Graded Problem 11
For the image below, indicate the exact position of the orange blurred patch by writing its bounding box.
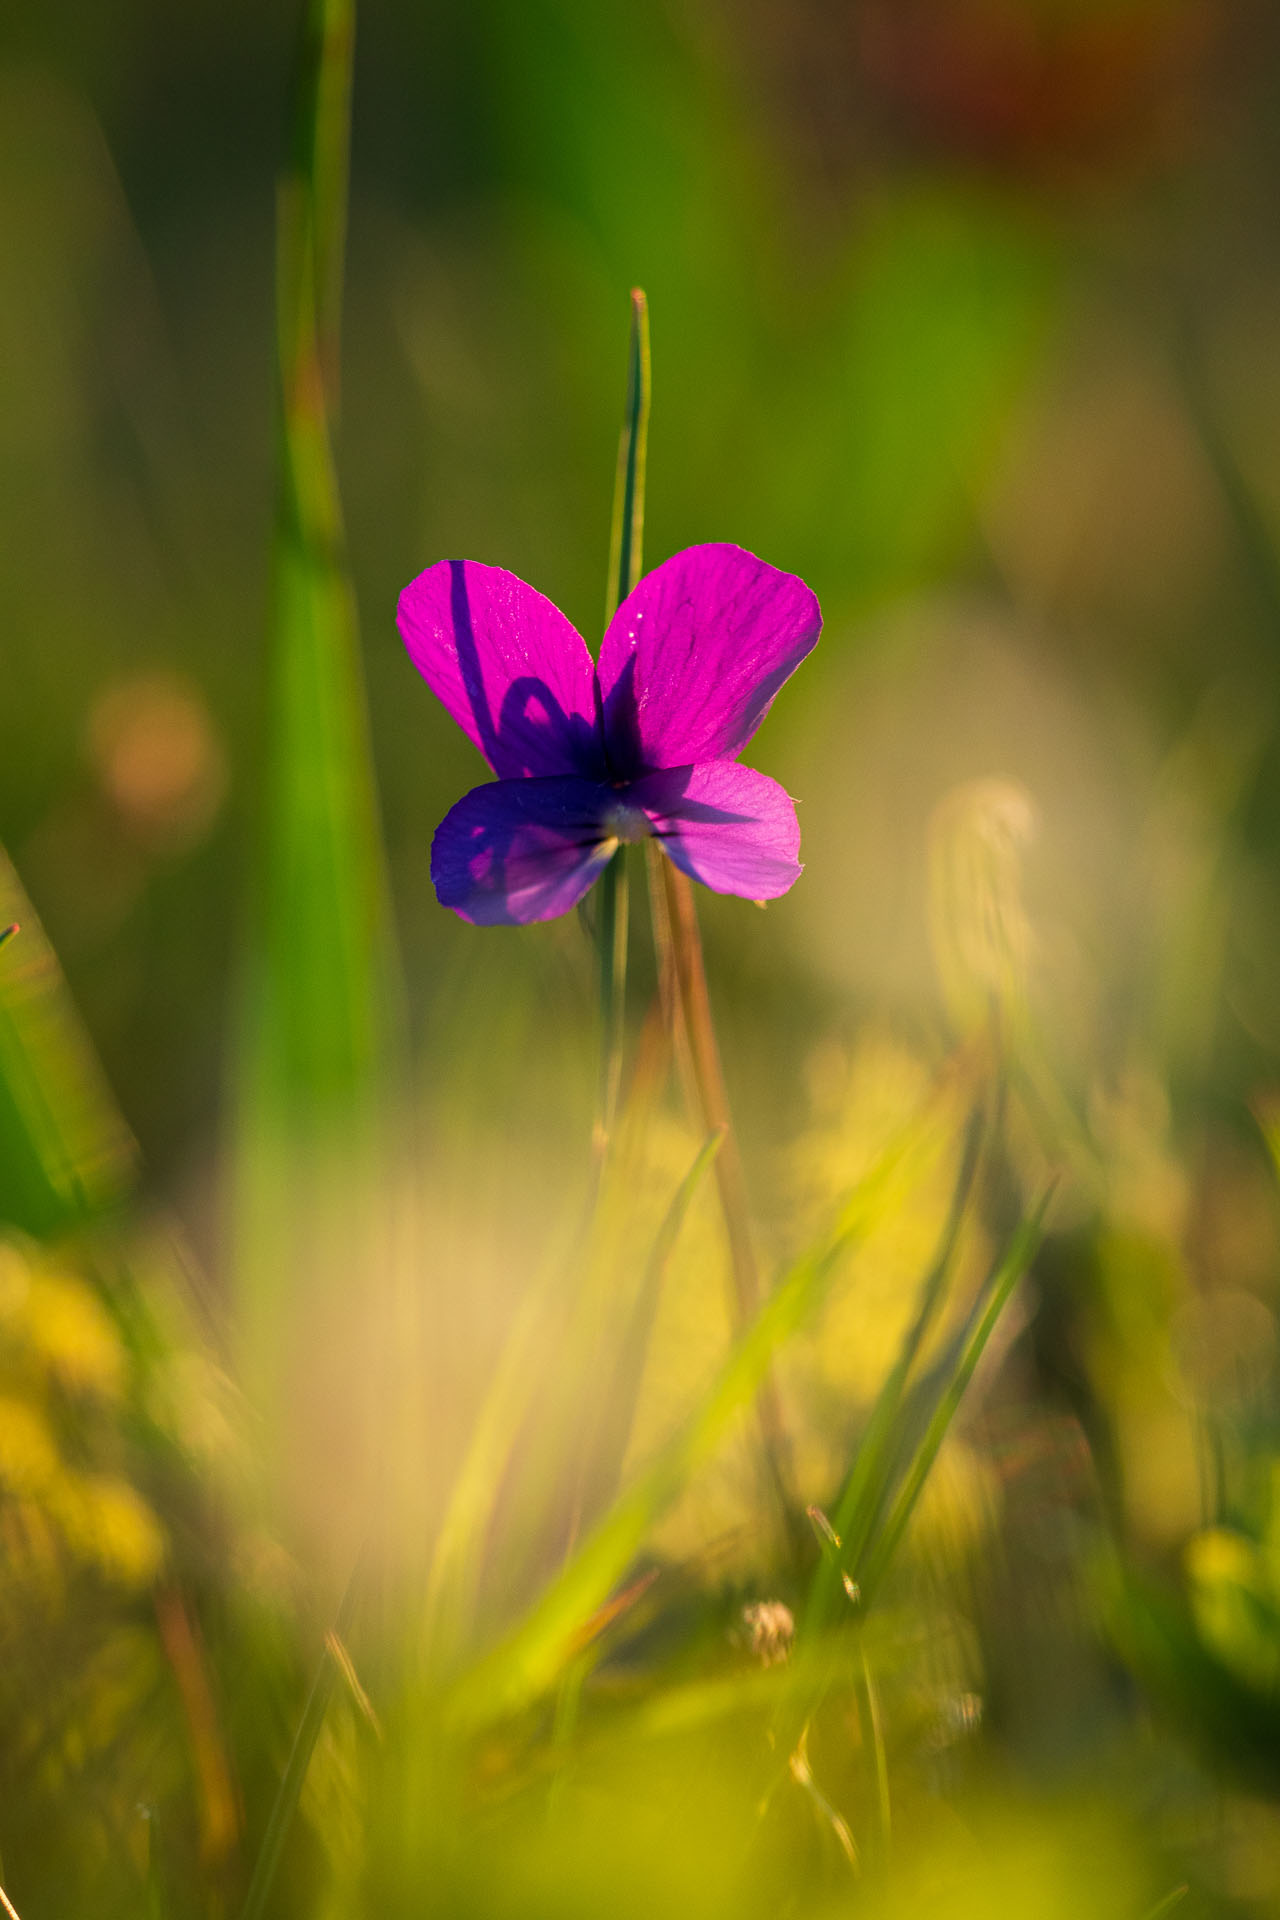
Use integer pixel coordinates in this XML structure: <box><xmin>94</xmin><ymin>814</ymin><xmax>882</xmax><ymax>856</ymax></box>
<box><xmin>87</xmin><ymin>674</ymin><xmax>227</xmax><ymax>850</ymax></box>
<box><xmin>856</xmin><ymin>0</ymin><xmax>1221</xmax><ymax>173</ymax></box>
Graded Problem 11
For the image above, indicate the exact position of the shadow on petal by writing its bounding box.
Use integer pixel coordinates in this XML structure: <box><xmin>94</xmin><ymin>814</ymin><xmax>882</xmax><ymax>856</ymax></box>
<box><xmin>633</xmin><ymin>761</ymin><xmax>804</xmax><ymax>901</ymax></box>
<box><xmin>431</xmin><ymin>776</ymin><xmax>617</xmax><ymax>925</ymax></box>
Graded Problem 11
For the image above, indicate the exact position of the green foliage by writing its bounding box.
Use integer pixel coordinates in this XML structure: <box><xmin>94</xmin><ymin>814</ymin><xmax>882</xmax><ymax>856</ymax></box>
<box><xmin>0</xmin><ymin>859</ymin><xmax>135</xmax><ymax>1237</ymax></box>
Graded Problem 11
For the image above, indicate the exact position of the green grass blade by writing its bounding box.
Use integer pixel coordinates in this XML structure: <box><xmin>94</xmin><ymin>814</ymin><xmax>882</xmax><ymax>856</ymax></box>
<box><xmin>281</xmin><ymin>0</ymin><xmax>353</xmax><ymax>394</ymax></box>
<box><xmin>604</xmin><ymin>288</ymin><xmax>650</xmax><ymax>624</ymax></box>
<box><xmin>574</xmin><ymin>1125</ymin><xmax>725</xmax><ymax>1526</ymax></box>
<box><xmin>591</xmin><ymin>292</ymin><xmax>650</xmax><ymax>1161</ymax></box>
<box><xmin>804</xmin><ymin>1105</ymin><xmax>985</xmax><ymax>1635</ymax></box>
<box><xmin>138</xmin><ymin>1807</ymin><xmax>168</xmax><ymax>1920</ymax></box>
<box><xmin>423</xmin><ymin>1128</ymin><xmax>722</xmax><ymax>1668</ymax></box>
<box><xmin>854</xmin><ymin>1189</ymin><xmax>1052</xmax><ymax>1611</ymax></box>
<box><xmin>240</xmin><ymin>1662</ymin><xmax>336</xmax><ymax>1920</ymax></box>
<box><xmin>421</xmin><ymin>1240</ymin><xmax>566</xmax><ymax>1665</ymax></box>
<box><xmin>234</xmin><ymin>0</ymin><xmax>401</xmax><ymax>1396</ymax></box>
<box><xmin>240</xmin><ymin>1569</ymin><xmax>363</xmax><ymax>1920</ymax></box>
<box><xmin>0</xmin><ymin>849</ymin><xmax>136</xmax><ymax>1237</ymax></box>
<box><xmin>1141</xmin><ymin>1890</ymin><xmax>1190</xmax><ymax>1920</ymax></box>
<box><xmin>233</xmin><ymin>0</ymin><xmax>394</xmax><ymax>1891</ymax></box>
<box><xmin>447</xmin><ymin>1101</ymin><xmax>941</xmax><ymax>1730</ymax></box>
<box><xmin>1173</xmin><ymin>320</ymin><xmax>1280</xmax><ymax>642</ymax></box>
<box><xmin>262</xmin><ymin>0</ymin><xmax>393</xmax><ymax>1121</ymax></box>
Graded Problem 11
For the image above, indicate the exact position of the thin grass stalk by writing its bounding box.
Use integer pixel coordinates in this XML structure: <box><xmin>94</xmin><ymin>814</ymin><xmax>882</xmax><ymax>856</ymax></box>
<box><xmin>856</xmin><ymin>1643</ymin><xmax>891</xmax><ymax>1863</ymax></box>
<box><xmin>805</xmin><ymin>1101</ymin><xmax>987</xmax><ymax>1636</ymax></box>
<box><xmin>644</xmin><ymin>839</ymin><xmax>697</xmax><ymax>1111</ymax></box>
<box><xmin>592</xmin><ymin>849</ymin><xmax>630</xmax><ymax>1164</ymax></box>
<box><xmin>778</xmin><ymin>1183</ymin><xmax>1049</xmax><ymax>1782</ymax></box>
<box><xmin>654</xmin><ymin>850</ymin><xmax>795</xmax><ymax>1520</ymax></box>
<box><xmin>153</xmin><ymin>1586</ymin><xmax>241</xmax><ymax>1871</ymax></box>
<box><xmin>654</xmin><ymin>856</ymin><xmax>757</xmax><ymax>1311</ymax></box>
<box><xmin>853</xmin><ymin>1189</ymin><xmax>1052</xmax><ymax>1611</ymax></box>
<box><xmin>239</xmin><ymin>1561</ymin><xmax>364</xmax><ymax>1920</ymax></box>
<box><xmin>605</xmin><ymin>289</ymin><xmax>651</xmax><ymax>625</ymax></box>
<box><xmin>277</xmin><ymin>0</ymin><xmax>352</xmax><ymax>400</ymax></box>
<box><xmin>589</xmin><ymin>290</ymin><xmax>649</xmax><ymax>1168</ymax></box>
<box><xmin>1173</xmin><ymin>318</ymin><xmax>1280</xmax><ymax>640</ymax></box>
<box><xmin>570</xmin><ymin>1126</ymin><xmax>725</xmax><ymax>1533</ymax></box>
<box><xmin>422</xmin><ymin>1039</ymin><xmax>669</xmax><ymax>1665</ymax></box>
<box><xmin>546</xmin><ymin>1650</ymin><xmax>591</xmax><ymax>1823</ymax></box>
<box><xmin>421</xmin><ymin>1235</ymin><xmax>572</xmax><ymax>1664</ymax></box>
<box><xmin>140</xmin><ymin>1808</ymin><xmax>168</xmax><ymax>1920</ymax></box>
<box><xmin>1141</xmin><ymin>1889</ymin><xmax>1190</xmax><ymax>1920</ymax></box>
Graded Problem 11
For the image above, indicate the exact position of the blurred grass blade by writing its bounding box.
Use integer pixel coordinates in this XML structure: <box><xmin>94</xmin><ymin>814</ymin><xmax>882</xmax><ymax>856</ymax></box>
<box><xmin>854</xmin><ymin>1189</ymin><xmax>1052</xmax><ymax>1611</ymax></box>
<box><xmin>424</xmin><ymin>1127</ymin><xmax>722</xmax><ymax>1666</ymax></box>
<box><xmin>240</xmin><ymin>1567</ymin><xmax>363</xmax><ymax>1920</ymax></box>
<box><xmin>138</xmin><ymin>1807</ymin><xmax>168</xmax><ymax>1920</ymax></box>
<box><xmin>805</xmin><ymin>1104</ymin><xmax>985</xmax><ymax>1635</ymax></box>
<box><xmin>1142</xmin><ymin>1890</ymin><xmax>1189</xmax><ymax>1920</ymax></box>
<box><xmin>233</xmin><ymin>0</ymin><xmax>397</xmax><ymax>1888</ymax></box>
<box><xmin>856</xmin><ymin>1643</ymin><xmax>891</xmax><ymax>1860</ymax></box>
<box><xmin>653</xmin><ymin>833</ymin><xmax>793</xmax><ymax>1528</ymax></box>
<box><xmin>1253</xmin><ymin>1092</ymin><xmax>1280</xmax><ymax>1187</ymax></box>
<box><xmin>153</xmin><ymin>1587</ymin><xmax>241</xmax><ymax>1871</ymax></box>
<box><xmin>448</xmin><ymin>1091</ymin><xmax>949</xmax><ymax>1729</ymax></box>
<box><xmin>0</xmin><ymin>848</ymin><xmax>136</xmax><ymax>1236</ymax></box>
<box><xmin>575</xmin><ymin>1126</ymin><xmax>725</xmax><ymax>1527</ymax></box>
<box><xmin>1173</xmin><ymin>317</ymin><xmax>1280</xmax><ymax>640</ymax></box>
<box><xmin>280</xmin><ymin>0</ymin><xmax>352</xmax><ymax>401</ymax></box>
<box><xmin>421</xmin><ymin>1243</ymin><xmax>563</xmax><ymax>1664</ymax></box>
<box><xmin>1104</xmin><ymin>1559</ymin><xmax>1280</xmax><ymax>1796</ymax></box>
<box><xmin>258</xmin><ymin>0</ymin><xmax>394</xmax><ymax>1128</ymax></box>
<box><xmin>234</xmin><ymin>0</ymin><xmax>401</xmax><ymax>1421</ymax></box>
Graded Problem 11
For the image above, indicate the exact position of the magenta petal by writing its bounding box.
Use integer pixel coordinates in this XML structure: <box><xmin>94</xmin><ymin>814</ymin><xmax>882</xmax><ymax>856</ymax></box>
<box><xmin>431</xmin><ymin>776</ymin><xmax>617</xmax><ymax>924</ymax></box>
<box><xmin>399</xmin><ymin>560</ymin><xmax>605</xmax><ymax>779</ymax></box>
<box><xmin>633</xmin><ymin>760</ymin><xmax>803</xmax><ymax>900</ymax></box>
<box><xmin>597</xmin><ymin>543</ymin><xmax>821</xmax><ymax>773</ymax></box>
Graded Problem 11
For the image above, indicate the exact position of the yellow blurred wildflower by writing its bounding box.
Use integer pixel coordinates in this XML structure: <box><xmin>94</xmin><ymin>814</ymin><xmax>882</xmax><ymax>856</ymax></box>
<box><xmin>27</xmin><ymin>1270</ymin><xmax>125</xmax><ymax>1399</ymax></box>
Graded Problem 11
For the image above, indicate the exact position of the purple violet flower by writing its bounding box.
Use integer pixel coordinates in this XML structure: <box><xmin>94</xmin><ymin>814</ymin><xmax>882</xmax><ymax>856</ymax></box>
<box><xmin>398</xmin><ymin>543</ymin><xmax>822</xmax><ymax>925</ymax></box>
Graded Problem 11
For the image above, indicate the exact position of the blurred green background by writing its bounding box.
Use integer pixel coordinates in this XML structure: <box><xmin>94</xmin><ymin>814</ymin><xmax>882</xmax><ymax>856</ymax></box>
<box><xmin>8</xmin><ymin>0</ymin><xmax>1280</xmax><ymax>1914</ymax></box>
<box><xmin>8</xmin><ymin>0</ymin><xmax>1280</xmax><ymax>1183</ymax></box>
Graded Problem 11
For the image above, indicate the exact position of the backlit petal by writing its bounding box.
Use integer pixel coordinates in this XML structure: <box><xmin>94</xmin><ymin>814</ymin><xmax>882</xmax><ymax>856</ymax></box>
<box><xmin>597</xmin><ymin>544</ymin><xmax>820</xmax><ymax>774</ymax></box>
<box><xmin>399</xmin><ymin>560</ymin><xmax>605</xmax><ymax>779</ymax></box>
<box><xmin>633</xmin><ymin>760</ymin><xmax>803</xmax><ymax>900</ymax></box>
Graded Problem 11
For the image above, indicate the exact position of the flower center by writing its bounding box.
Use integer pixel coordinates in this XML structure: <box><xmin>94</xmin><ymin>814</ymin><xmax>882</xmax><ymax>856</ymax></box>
<box><xmin>601</xmin><ymin>797</ymin><xmax>650</xmax><ymax>845</ymax></box>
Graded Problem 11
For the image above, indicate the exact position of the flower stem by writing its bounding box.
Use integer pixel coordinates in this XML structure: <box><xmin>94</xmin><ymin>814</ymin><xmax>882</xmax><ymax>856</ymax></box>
<box><xmin>592</xmin><ymin>847</ymin><xmax>630</xmax><ymax>1162</ymax></box>
<box><xmin>603</xmin><ymin>290</ymin><xmax>790</xmax><ymax>1516</ymax></box>
<box><xmin>651</xmin><ymin>847</ymin><xmax>794</xmax><ymax>1520</ymax></box>
<box><xmin>591</xmin><ymin>289</ymin><xmax>649</xmax><ymax>1162</ymax></box>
